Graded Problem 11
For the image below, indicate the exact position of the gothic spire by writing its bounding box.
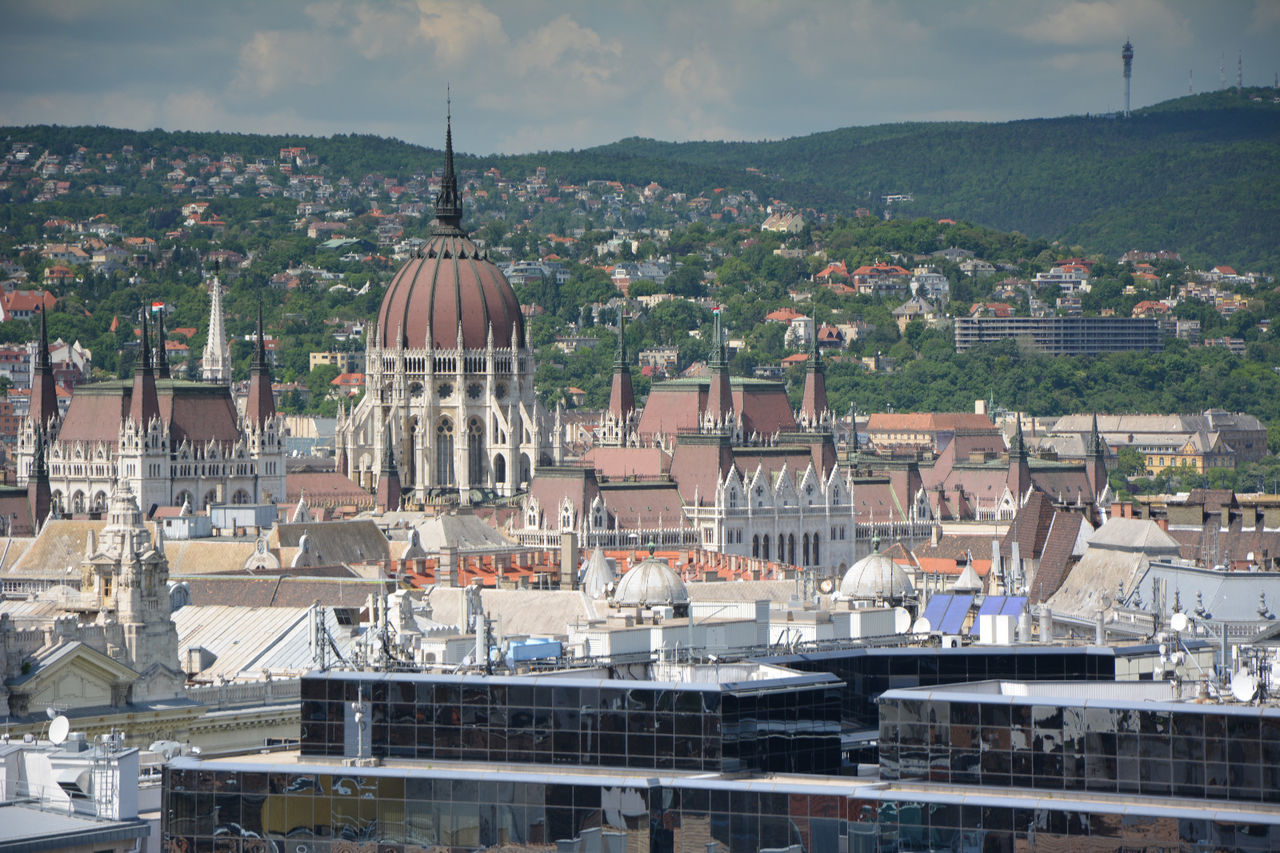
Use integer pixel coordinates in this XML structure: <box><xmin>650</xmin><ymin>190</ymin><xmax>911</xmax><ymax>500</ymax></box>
<box><xmin>431</xmin><ymin>91</ymin><xmax>464</xmax><ymax>235</ymax></box>
<box><xmin>705</xmin><ymin>307</ymin><xmax>733</xmax><ymax>424</ymax></box>
<box><xmin>800</xmin><ymin>331</ymin><xmax>828</xmax><ymax>423</ymax></box>
<box><xmin>605</xmin><ymin>303</ymin><xmax>635</xmax><ymax>443</ymax></box>
<box><xmin>614</xmin><ymin>302</ymin><xmax>627</xmax><ymax>367</ymax></box>
<box><xmin>29</xmin><ymin>306</ymin><xmax>58</xmax><ymax>431</ymax></box>
<box><xmin>202</xmin><ymin>266</ymin><xmax>231</xmax><ymax>383</ymax></box>
<box><xmin>154</xmin><ymin>307</ymin><xmax>171</xmax><ymax>379</ymax></box>
<box><xmin>245</xmin><ymin>301</ymin><xmax>276</xmax><ymax>427</ymax></box>
<box><xmin>129</xmin><ymin>309</ymin><xmax>160</xmax><ymax>426</ymax></box>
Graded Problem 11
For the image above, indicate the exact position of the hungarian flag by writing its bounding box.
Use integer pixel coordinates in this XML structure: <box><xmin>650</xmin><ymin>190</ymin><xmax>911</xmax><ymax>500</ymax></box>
<box><xmin>150</xmin><ymin>301</ymin><xmax>164</xmax><ymax>313</ymax></box>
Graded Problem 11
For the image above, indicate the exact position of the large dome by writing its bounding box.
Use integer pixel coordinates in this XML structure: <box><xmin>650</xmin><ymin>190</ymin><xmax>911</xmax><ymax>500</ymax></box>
<box><xmin>376</xmin><ymin>233</ymin><xmax>524</xmax><ymax>351</ymax></box>
<box><xmin>374</xmin><ymin>115</ymin><xmax>524</xmax><ymax>352</ymax></box>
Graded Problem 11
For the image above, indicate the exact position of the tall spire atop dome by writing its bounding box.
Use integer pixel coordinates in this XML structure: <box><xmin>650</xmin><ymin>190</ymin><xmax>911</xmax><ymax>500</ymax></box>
<box><xmin>431</xmin><ymin>89</ymin><xmax>464</xmax><ymax>236</ymax></box>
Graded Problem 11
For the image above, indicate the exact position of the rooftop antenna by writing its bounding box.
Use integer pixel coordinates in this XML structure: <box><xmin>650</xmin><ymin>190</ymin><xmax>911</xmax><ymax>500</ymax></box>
<box><xmin>1219</xmin><ymin>53</ymin><xmax>1225</xmax><ymax>90</ymax></box>
<box><xmin>1237</xmin><ymin>52</ymin><xmax>1243</xmax><ymax>93</ymax></box>
<box><xmin>1188</xmin><ymin>69</ymin><xmax>1193</xmax><ymax>95</ymax></box>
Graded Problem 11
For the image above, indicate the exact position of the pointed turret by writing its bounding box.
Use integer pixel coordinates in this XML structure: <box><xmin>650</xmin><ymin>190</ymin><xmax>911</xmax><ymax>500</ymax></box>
<box><xmin>1085</xmin><ymin>412</ymin><xmax>1108</xmax><ymax>497</ymax></box>
<box><xmin>28</xmin><ymin>306</ymin><xmax>58</xmax><ymax>433</ymax></box>
<box><xmin>799</xmin><ymin>335</ymin><xmax>828</xmax><ymax>424</ymax></box>
<box><xmin>604</xmin><ymin>304</ymin><xmax>635</xmax><ymax>446</ymax></box>
<box><xmin>1006</xmin><ymin>414</ymin><xmax>1032</xmax><ymax>499</ymax></box>
<box><xmin>375</xmin><ymin>424</ymin><xmax>401</xmax><ymax>513</ymax></box>
<box><xmin>202</xmin><ymin>267</ymin><xmax>231</xmax><ymax>382</ymax></box>
<box><xmin>431</xmin><ymin>95</ymin><xmax>464</xmax><ymax>236</ymax></box>
<box><xmin>245</xmin><ymin>303</ymin><xmax>276</xmax><ymax>428</ymax></box>
<box><xmin>26</xmin><ymin>434</ymin><xmax>51</xmax><ymax>530</ymax></box>
<box><xmin>129</xmin><ymin>311</ymin><xmax>160</xmax><ymax>427</ymax></box>
<box><xmin>705</xmin><ymin>308</ymin><xmax>733</xmax><ymax>425</ymax></box>
<box><xmin>153</xmin><ymin>308</ymin><xmax>171</xmax><ymax>379</ymax></box>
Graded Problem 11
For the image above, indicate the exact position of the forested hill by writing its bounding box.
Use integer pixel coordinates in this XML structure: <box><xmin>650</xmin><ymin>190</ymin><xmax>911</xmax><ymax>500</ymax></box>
<box><xmin>5</xmin><ymin>89</ymin><xmax>1278</xmax><ymax>268</ymax></box>
<box><xmin>587</xmin><ymin>89</ymin><xmax>1280</xmax><ymax>270</ymax></box>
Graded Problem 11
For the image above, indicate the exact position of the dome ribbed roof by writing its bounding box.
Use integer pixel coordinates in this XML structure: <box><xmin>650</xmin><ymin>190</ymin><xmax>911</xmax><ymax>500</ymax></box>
<box><xmin>376</xmin><ymin>235</ymin><xmax>523</xmax><ymax>351</ymax></box>
<box><xmin>839</xmin><ymin>548</ymin><xmax>914</xmax><ymax>603</ymax></box>
<box><xmin>612</xmin><ymin>552</ymin><xmax>689</xmax><ymax>608</ymax></box>
<box><xmin>374</xmin><ymin>113</ymin><xmax>524</xmax><ymax>352</ymax></box>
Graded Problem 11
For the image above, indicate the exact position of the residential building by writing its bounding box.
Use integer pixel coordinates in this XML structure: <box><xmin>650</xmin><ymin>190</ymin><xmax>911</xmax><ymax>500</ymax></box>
<box><xmin>954</xmin><ymin>316</ymin><xmax>1164</xmax><ymax>355</ymax></box>
<box><xmin>1049</xmin><ymin>411</ymin><xmax>1267</xmax><ymax>473</ymax></box>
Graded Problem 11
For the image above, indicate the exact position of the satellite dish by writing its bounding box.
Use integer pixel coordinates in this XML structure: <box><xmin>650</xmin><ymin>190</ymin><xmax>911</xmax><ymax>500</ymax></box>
<box><xmin>1231</xmin><ymin>670</ymin><xmax>1259</xmax><ymax>703</ymax></box>
<box><xmin>48</xmin><ymin>714</ymin><xmax>69</xmax><ymax>746</ymax></box>
<box><xmin>911</xmin><ymin>617</ymin><xmax>932</xmax><ymax>634</ymax></box>
<box><xmin>893</xmin><ymin>607</ymin><xmax>912</xmax><ymax>634</ymax></box>
<box><xmin>818</xmin><ymin>578</ymin><xmax>835</xmax><ymax>595</ymax></box>
<box><xmin>1170</xmin><ymin>612</ymin><xmax>1190</xmax><ymax>633</ymax></box>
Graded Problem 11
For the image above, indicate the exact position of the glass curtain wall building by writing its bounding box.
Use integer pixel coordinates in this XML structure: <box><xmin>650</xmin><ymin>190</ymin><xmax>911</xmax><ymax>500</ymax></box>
<box><xmin>299</xmin><ymin>668</ymin><xmax>844</xmax><ymax>775</ymax></box>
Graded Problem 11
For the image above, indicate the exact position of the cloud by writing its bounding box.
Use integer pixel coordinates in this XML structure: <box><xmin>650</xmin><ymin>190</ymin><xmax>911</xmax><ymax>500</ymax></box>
<box><xmin>662</xmin><ymin>48</ymin><xmax>731</xmax><ymax>105</ymax></box>
<box><xmin>412</xmin><ymin>0</ymin><xmax>508</xmax><ymax>66</ymax></box>
<box><xmin>510</xmin><ymin>14</ymin><xmax>623</xmax><ymax>98</ymax></box>
<box><xmin>1014</xmin><ymin>0</ymin><xmax>1190</xmax><ymax>47</ymax></box>
<box><xmin>234</xmin><ymin>30</ymin><xmax>336</xmax><ymax>96</ymax></box>
<box><xmin>1250</xmin><ymin>0</ymin><xmax>1280</xmax><ymax>33</ymax></box>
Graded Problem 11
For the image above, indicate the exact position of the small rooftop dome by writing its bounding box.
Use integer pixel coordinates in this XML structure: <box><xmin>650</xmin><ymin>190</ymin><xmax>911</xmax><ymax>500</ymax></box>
<box><xmin>839</xmin><ymin>539</ymin><xmax>915</xmax><ymax>603</ymax></box>
<box><xmin>612</xmin><ymin>544</ymin><xmax>689</xmax><ymax>610</ymax></box>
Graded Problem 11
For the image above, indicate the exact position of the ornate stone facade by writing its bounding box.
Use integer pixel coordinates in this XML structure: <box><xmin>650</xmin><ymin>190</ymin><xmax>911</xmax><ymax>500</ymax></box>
<box><xmin>337</xmin><ymin>117</ymin><xmax>545</xmax><ymax>504</ymax></box>
<box><xmin>16</xmin><ymin>303</ymin><xmax>286</xmax><ymax>514</ymax></box>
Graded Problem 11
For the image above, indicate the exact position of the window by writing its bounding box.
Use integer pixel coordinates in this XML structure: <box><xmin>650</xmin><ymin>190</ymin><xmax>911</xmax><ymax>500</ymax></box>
<box><xmin>435</xmin><ymin>419</ymin><xmax>455</xmax><ymax>487</ymax></box>
<box><xmin>467</xmin><ymin>417</ymin><xmax>485</xmax><ymax>485</ymax></box>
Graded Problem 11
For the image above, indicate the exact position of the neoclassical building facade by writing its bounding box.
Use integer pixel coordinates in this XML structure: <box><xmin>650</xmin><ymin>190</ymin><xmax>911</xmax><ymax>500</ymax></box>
<box><xmin>336</xmin><ymin>119</ymin><xmax>545</xmax><ymax>504</ymax></box>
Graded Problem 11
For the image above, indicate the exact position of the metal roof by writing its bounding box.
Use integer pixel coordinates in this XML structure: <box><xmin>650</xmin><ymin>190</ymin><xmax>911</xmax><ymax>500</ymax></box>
<box><xmin>173</xmin><ymin>604</ymin><xmax>358</xmax><ymax>680</ymax></box>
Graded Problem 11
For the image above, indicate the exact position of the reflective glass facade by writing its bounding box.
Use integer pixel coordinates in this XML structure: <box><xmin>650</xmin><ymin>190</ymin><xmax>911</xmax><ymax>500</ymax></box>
<box><xmin>766</xmin><ymin>646</ymin><xmax>1115</xmax><ymax>730</ymax></box>
<box><xmin>878</xmin><ymin>685</ymin><xmax>1280</xmax><ymax>805</ymax></box>
<box><xmin>163</xmin><ymin>762</ymin><xmax>1280</xmax><ymax>853</ymax></box>
<box><xmin>300</xmin><ymin>670</ymin><xmax>844</xmax><ymax>775</ymax></box>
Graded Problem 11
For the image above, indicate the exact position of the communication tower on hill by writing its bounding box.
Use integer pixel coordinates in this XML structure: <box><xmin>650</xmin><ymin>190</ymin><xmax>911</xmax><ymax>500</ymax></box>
<box><xmin>1122</xmin><ymin>39</ymin><xmax>1134</xmax><ymax>117</ymax></box>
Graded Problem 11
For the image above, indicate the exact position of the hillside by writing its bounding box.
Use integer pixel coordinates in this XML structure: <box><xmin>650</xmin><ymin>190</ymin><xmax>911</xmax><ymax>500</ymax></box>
<box><xmin>586</xmin><ymin>90</ymin><xmax>1280</xmax><ymax>270</ymax></box>
<box><xmin>3</xmin><ymin>89</ymin><xmax>1278</xmax><ymax>269</ymax></box>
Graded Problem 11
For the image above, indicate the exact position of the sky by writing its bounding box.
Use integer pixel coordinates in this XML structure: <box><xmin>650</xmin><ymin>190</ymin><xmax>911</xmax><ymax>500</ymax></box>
<box><xmin>1</xmin><ymin>0</ymin><xmax>1277</xmax><ymax>156</ymax></box>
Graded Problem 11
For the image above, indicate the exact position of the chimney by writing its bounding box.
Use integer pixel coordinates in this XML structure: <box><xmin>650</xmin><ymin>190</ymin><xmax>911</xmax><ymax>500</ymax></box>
<box><xmin>559</xmin><ymin>531</ymin><xmax>578</xmax><ymax>590</ymax></box>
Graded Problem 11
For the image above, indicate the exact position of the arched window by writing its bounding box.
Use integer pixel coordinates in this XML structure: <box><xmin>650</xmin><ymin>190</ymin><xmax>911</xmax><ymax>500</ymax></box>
<box><xmin>435</xmin><ymin>419</ymin><xmax>455</xmax><ymax>487</ymax></box>
<box><xmin>762</xmin><ymin>534</ymin><xmax>770</xmax><ymax>561</ymax></box>
<box><xmin>494</xmin><ymin>453</ymin><xmax>506</xmax><ymax>484</ymax></box>
<box><xmin>803</xmin><ymin>533</ymin><xmax>810</xmax><ymax>566</ymax></box>
<box><xmin>788</xmin><ymin>533</ymin><xmax>796</xmax><ymax>565</ymax></box>
<box><xmin>467</xmin><ymin>418</ymin><xmax>485</xmax><ymax>486</ymax></box>
<box><xmin>752</xmin><ymin>535</ymin><xmax>759</xmax><ymax>558</ymax></box>
<box><xmin>232</xmin><ymin>489</ymin><xmax>251</xmax><ymax>504</ymax></box>
<box><xmin>203</xmin><ymin>490</ymin><xmax>218</xmax><ymax>510</ymax></box>
<box><xmin>813</xmin><ymin>533</ymin><xmax>820</xmax><ymax>565</ymax></box>
<box><xmin>72</xmin><ymin>491</ymin><xmax>85</xmax><ymax>514</ymax></box>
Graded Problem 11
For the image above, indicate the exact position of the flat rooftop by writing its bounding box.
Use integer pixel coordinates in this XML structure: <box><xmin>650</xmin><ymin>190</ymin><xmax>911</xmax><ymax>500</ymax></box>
<box><xmin>881</xmin><ymin>679</ymin><xmax>1280</xmax><ymax>716</ymax></box>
